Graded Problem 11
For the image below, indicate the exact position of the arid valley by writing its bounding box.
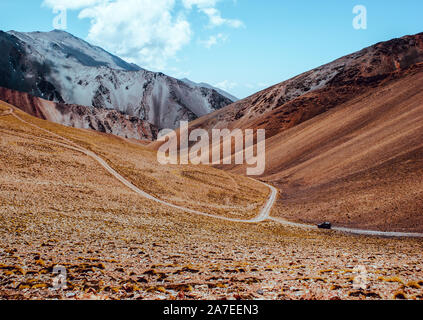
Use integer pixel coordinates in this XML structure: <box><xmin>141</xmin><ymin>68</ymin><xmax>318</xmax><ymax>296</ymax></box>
<box><xmin>0</xmin><ymin>9</ymin><xmax>423</xmax><ymax>301</ymax></box>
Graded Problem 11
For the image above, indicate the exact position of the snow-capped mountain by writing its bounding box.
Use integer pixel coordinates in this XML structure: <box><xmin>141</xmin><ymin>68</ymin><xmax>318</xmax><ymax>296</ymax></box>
<box><xmin>8</xmin><ymin>30</ymin><xmax>143</xmax><ymax>72</ymax></box>
<box><xmin>180</xmin><ymin>78</ymin><xmax>238</xmax><ymax>102</ymax></box>
<box><xmin>0</xmin><ymin>30</ymin><xmax>234</xmax><ymax>130</ymax></box>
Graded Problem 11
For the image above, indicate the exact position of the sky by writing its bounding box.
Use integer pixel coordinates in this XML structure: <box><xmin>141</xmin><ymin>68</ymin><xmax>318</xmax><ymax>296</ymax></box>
<box><xmin>0</xmin><ymin>0</ymin><xmax>422</xmax><ymax>99</ymax></box>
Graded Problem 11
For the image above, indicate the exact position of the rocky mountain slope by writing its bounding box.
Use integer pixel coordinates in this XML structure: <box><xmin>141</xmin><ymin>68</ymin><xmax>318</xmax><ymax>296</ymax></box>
<box><xmin>190</xmin><ymin>32</ymin><xmax>423</xmax><ymax>138</ymax></box>
<box><xmin>0</xmin><ymin>87</ymin><xmax>157</xmax><ymax>140</ymax></box>
<box><xmin>0</xmin><ymin>30</ymin><xmax>233</xmax><ymax>130</ymax></box>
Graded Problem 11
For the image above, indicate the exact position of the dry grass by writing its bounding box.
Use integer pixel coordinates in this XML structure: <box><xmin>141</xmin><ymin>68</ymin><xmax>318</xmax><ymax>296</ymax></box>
<box><xmin>0</xmin><ymin>102</ymin><xmax>268</xmax><ymax>219</ymax></box>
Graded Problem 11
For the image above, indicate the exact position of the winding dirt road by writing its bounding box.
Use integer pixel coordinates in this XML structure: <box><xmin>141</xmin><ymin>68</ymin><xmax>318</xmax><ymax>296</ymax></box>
<box><xmin>2</xmin><ymin>106</ymin><xmax>276</xmax><ymax>224</ymax></box>
<box><xmin>1</xmin><ymin>105</ymin><xmax>422</xmax><ymax>238</ymax></box>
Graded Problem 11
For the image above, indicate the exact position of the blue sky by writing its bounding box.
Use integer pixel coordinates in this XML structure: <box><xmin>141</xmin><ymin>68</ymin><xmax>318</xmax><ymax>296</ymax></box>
<box><xmin>0</xmin><ymin>0</ymin><xmax>422</xmax><ymax>98</ymax></box>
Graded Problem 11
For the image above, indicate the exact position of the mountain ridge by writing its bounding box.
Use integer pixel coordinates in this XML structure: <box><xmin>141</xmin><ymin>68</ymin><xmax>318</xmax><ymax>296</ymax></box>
<box><xmin>189</xmin><ymin>32</ymin><xmax>423</xmax><ymax>138</ymax></box>
<box><xmin>7</xmin><ymin>29</ymin><xmax>143</xmax><ymax>72</ymax></box>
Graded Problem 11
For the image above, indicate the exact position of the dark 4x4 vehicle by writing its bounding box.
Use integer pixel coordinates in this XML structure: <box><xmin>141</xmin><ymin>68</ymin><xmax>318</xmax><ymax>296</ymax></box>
<box><xmin>318</xmin><ymin>222</ymin><xmax>332</xmax><ymax>230</ymax></box>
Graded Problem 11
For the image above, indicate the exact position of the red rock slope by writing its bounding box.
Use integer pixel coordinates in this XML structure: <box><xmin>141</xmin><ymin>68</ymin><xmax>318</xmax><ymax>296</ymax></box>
<box><xmin>0</xmin><ymin>87</ymin><xmax>157</xmax><ymax>140</ymax></box>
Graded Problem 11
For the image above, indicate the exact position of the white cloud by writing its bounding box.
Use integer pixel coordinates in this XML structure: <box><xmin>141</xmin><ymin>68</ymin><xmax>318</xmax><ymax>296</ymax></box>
<box><xmin>42</xmin><ymin>0</ymin><xmax>104</xmax><ymax>10</ymax></box>
<box><xmin>200</xmin><ymin>7</ymin><xmax>244</xmax><ymax>28</ymax></box>
<box><xmin>214</xmin><ymin>80</ymin><xmax>237</xmax><ymax>91</ymax></box>
<box><xmin>43</xmin><ymin>0</ymin><xmax>243</xmax><ymax>70</ymax></box>
<box><xmin>182</xmin><ymin>0</ymin><xmax>218</xmax><ymax>9</ymax></box>
<box><xmin>182</xmin><ymin>0</ymin><xmax>244</xmax><ymax>28</ymax></box>
<box><xmin>77</xmin><ymin>0</ymin><xmax>191</xmax><ymax>70</ymax></box>
<box><xmin>168</xmin><ymin>67</ymin><xmax>191</xmax><ymax>79</ymax></box>
<box><xmin>200</xmin><ymin>33</ymin><xmax>227</xmax><ymax>48</ymax></box>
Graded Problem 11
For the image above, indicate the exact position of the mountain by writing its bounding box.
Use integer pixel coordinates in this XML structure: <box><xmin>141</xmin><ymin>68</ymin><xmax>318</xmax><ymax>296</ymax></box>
<box><xmin>0</xmin><ymin>30</ymin><xmax>234</xmax><ymax>130</ymax></box>
<box><xmin>158</xmin><ymin>32</ymin><xmax>423</xmax><ymax>232</ymax></box>
<box><xmin>180</xmin><ymin>78</ymin><xmax>239</xmax><ymax>102</ymax></box>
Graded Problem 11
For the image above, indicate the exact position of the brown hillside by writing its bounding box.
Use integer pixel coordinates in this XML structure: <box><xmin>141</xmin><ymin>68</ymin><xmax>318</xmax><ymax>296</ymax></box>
<box><xmin>227</xmin><ymin>65</ymin><xmax>423</xmax><ymax>232</ymax></box>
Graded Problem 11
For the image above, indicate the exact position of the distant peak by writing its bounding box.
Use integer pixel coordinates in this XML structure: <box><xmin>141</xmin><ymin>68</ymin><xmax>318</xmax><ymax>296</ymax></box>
<box><xmin>50</xmin><ymin>29</ymin><xmax>74</xmax><ymax>38</ymax></box>
<box><xmin>8</xmin><ymin>29</ymin><xmax>73</xmax><ymax>38</ymax></box>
